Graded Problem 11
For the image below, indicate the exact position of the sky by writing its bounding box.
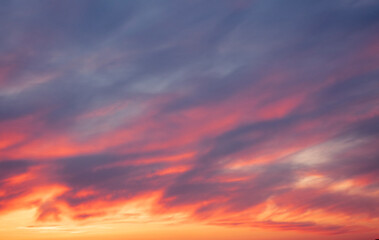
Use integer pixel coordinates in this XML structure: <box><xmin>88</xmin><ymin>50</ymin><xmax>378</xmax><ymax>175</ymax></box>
<box><xmin>0</xmin><ymin>0</ymin><xmax>379</xmax><ymax>239</ymax></box>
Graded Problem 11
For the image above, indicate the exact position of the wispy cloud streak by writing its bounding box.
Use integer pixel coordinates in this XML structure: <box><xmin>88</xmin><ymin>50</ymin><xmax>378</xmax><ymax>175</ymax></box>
<box><xmin>0</xmin><ymin>0</ymin><xmax>378</xmax><ymax>239</ymax></box>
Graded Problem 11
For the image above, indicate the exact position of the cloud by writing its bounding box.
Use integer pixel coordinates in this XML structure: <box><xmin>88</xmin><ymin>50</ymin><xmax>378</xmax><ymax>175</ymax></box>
<box><xmin>0</xmin><ymin>0</ymin><xmax>378</xmax><ymax>238</ymax></box>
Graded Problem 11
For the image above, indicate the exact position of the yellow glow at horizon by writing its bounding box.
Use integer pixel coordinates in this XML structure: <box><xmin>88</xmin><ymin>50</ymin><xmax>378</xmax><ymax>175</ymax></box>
<box><xmin>0</xmin><ymin>205</ymin><xmax>377</xmax><ymax>240</ymax></box>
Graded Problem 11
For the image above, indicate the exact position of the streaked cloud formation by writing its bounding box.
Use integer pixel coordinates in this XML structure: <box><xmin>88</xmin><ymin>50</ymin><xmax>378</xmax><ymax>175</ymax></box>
<box><xmin>0</xmin><ymin>0</ymin><xmax>378</xmax><ymax>239</ymax></box>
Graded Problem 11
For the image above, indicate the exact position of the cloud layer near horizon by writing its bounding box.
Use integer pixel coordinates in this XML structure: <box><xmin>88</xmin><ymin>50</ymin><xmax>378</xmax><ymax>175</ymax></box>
<box><xmin>0</xmin><ymin>0</ymin><xmax>379</xmax><ymax>239</ymax></box>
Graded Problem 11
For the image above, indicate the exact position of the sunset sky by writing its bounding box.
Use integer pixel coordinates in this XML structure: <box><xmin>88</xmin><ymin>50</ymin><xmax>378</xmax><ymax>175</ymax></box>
<box><xmin>1</xmin><ymin>1</ymin><xmax>379</xmax><ymax>239</ymax></box>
